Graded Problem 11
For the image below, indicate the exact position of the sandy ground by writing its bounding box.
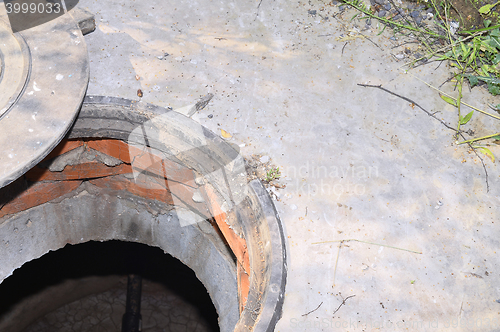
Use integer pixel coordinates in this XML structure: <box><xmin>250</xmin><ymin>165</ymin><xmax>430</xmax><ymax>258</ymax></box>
<box><xmin>79</xmin><ymin>0</ymin><xmax>500</xmax><ymax>330</ymax></box>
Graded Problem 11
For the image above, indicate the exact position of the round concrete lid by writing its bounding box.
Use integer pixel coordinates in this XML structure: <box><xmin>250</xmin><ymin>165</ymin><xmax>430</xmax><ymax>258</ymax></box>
<box><xmin>0</xmin><ymin>14</ymin><xmax>89</xmax><ymax>189</ymax></box>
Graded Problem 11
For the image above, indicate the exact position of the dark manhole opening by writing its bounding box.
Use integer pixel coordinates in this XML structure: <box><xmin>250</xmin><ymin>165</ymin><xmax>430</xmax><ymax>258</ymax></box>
<box><xmin>0</xmin><ymin>240</ymin><xmax>220</xmax><ymax>332</ymax></box>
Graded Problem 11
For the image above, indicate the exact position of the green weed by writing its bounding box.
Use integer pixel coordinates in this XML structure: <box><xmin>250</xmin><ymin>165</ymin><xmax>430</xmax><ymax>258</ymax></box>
<box><xmin>265</xmin><ymin>167</ymin><xmax>281</xmax><ymax>182</ymax></box>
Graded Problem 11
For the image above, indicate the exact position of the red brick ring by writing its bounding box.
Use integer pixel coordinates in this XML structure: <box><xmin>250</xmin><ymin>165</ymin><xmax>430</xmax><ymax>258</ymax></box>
<box><xmin>0</xmin><ymin>95</ymin><xmax>287</xmax><ymax>332</ymax></box>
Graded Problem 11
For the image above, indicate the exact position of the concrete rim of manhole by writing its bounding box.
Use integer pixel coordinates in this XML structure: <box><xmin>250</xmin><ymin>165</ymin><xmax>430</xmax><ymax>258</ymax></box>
<box><xmin>0</xmin><ymin>96</ymin><xmax>287</xmax><ymax>332</ymax></box>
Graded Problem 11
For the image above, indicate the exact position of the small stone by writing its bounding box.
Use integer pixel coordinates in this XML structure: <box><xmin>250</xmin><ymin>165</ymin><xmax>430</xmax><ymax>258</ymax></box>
<box><xmin>383</xmin><ymin>3</ymin><xmax>391</xmax><ymax>10</ymax></box>
<box><xmin>366</xmin><ymin>18</ymin><xmax>372</xmax><ymax>25</ymax></box>
<box><xmin>290</xmin><ymin>204</ymin><xmax>298</xmax><ymax>210</ymax></box>
<box><xmin>192</xmin><ymin>191</ymin><xmax>204</xmax><ymax>203</ymax></box>
<box><xmin>194</xmin><ymin>176</ymin><xmax>205</xmax><ymax>185</ymax></box>
<box><xmin>156</xmin><ymin>52</ymin><xmax>170</xmax><ymax>60</ymax></box>
<box><xmin>308</xmin><ymin>9</ymin><xmax>317</xmax><ymax>15</ymax></box>
<box><xmin>393</xmin><ymin>14</ymin><xmax>402</xmax><ymax>21</ymax></box>
<box><xmin>208</xmin><ymin>114</ymin><xmax>213</xmax><ymax>118</ymax></box>
<box><xmin>260</xmin><ymin>155</ymin><xmax>270</xmax><ymax>163</ymax></box>
<box><xmin>415</xmin><ymin>16</ymin><xmax>422</xmax><ymax>25</ymax></box>
<box><xmin>338</xmin><ymin>5</ymin><xmax>345</xmax><ymax>11</ymax></box>
<box><xmin>378</xmin><ymin>10</ymin><xmax>387</xmax><ymax>17</ymax></box>
<box><xmin>395</xmin><ymin>53</ymin><xmax>405</xmax><ymax>59</ymax></box>
<box><xmin>410</xmin><ymin>11</ymin><xmax>420</xmax><ymax>19</ymax></box>
<box><xmin>374</xmin><ymin>0</ymin><xmax>385</xmax><ymax>4</ymax></box>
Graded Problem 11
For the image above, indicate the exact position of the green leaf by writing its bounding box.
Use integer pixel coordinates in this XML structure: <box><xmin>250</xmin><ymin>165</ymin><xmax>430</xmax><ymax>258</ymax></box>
<box><xmin>478</xmin><ymin>147</ymin><xmax>495</xmax><ymax>162</ymax></box>
<box><xmin>465</xmin><ymin>75</ymin><xmax>479</xmax><ymax>87</ymax></box>
<box><xmin>441</xmin><ymin>95</ymin><xmax>458</xmax><ymax>106</ymax></box>
<box><xmin>487</xmin><ymin>38</ymin><xmax>500</xmax><ymax>51</ymax></box>
<box><xmin>490</xmin><ymin>134</ymin><xmax>500</xmax><ymax>140</ymax></box>
<box><xmin>491</xmin><ymin>35</ymin><xmax>500</xmax><ymax>48</ymax></box>
<box><xmin>491</xmin><ymin>28</ymin><xmax>500</xmax><ymax>37</ymax></box>
<box><xmin>479</xmin><ymin>4</ymin><xmax>495</xmax><ymax>15</ymax></box>
<box><xmin>460</xmin><ymin>111</ymin><xmax>474</xmax><ymax>125</ymax></box>
<box><xmin>480</xmin><ymin>40</ymin><xmax>498</xmax><ymax>53</ymax></box>
<box><xmin>410</xmin><ymin>280</ymin><xmax>415</xmax><ymax>284</ymax></box>
<box><xmin>485</xmin><ymin>19</ymin><xmax>492</xmax><ymax>28</ymax></box>
<box><xmin>460</xmin><ymin>42</ymin><xmax>469</xmax><ymax>56</ymax></box>
<box><xmin>494</xmin><ymin>53</ymin><xmax>500</xmax><ymax>64</ymax></box>
<box><xmin>477</xmin><ymin>76</ymin><xmax>500</xmax><ymax>84</ymax></box>
<box><xmin>460</xmin><ymin>24</ymin><xmax>500</xmax><ymax>35</ymax></box>
<box><xmin>487</xmin><ymin>82</ymin><xmax>500</xmax><ymax>95</ymax></box>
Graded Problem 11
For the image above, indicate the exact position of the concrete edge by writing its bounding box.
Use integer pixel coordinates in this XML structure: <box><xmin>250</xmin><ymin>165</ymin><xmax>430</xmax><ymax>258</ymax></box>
<box><xmin>248</xmin><ymin>179</ymin><xmax>288</xmax><ymax>332</ymax></box>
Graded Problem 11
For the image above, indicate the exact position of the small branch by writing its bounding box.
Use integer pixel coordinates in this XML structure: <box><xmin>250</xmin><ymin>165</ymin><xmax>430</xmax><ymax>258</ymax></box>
<box><xmin>333</xmin><ymin>293</ymin><xmax>356</xmax><ymax>315</ymax></box>
<box><xmin>313</xmin><ymin>238</ymin><xmax>422</xmax><ymax>254</ymax></box>
<box><xmin>302</xmin><ymin>302</ymin><xmax>323</xmax><ymax>316</ymax></box>
<box><xmin>254</xmin><ymin>0</ymin><xmax>264</xmax><ymax>21</ymax></box>
<box><xmin>342</xmin><ymin>42</ymin><xmax>348</xmax><ymax>55</ymax></box>
<box><xmin>463</xmin><ymin>138</ymin><xmax>489</xmax><ymax>192</ymax></box>
<box><xmin>357</xmin><ymin>83</ymin><xmax>458</xmax><ymax>132</ymax></box>
<box><xmin>357</xmin><ymin>82</ymin><xmax>490</xmax><ymax>192</ymax></box>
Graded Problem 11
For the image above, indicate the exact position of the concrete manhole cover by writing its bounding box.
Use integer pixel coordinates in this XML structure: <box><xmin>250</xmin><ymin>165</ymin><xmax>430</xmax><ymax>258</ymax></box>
<box><xmin>0</xmin><ymin>19</ymin><xmax>30</xmax><ymax>119</ymax></box>
<box><xmin>0</xmin><ymin>13</ymin><xmax>89</xmax><ymax>189</ymax></box>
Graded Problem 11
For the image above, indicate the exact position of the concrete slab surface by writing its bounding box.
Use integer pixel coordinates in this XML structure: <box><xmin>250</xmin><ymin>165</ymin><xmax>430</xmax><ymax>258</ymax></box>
<box><xmin>79</xmin><ymin>0</ymin><xmax>500</xmax><ymax>330</ymax></box>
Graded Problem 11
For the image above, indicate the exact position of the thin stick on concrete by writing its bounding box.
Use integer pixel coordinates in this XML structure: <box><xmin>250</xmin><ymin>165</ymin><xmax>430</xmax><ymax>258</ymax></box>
<box><xmin>357</xmin><ymin>83</ymin><xmax>458</xmax><ymax>131</ymax></box>
<box><xmin>312</xmin><ymin>239</ymin><xmax>422</xmax><ymax>254</ymax></box>
<box><xmin>332</xmin><ymin>293</ymin><xmax>356</xmax><ymax>315</ymax></box>
<box><xmin>357</xmin><ymin>82</ymin><xmax>490</xmax><ymax>192</ymax></box>
<box><xmin>302</xmin><ymin>302</ymin><xmax>323</xmax><ymax>316</ymax></box>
